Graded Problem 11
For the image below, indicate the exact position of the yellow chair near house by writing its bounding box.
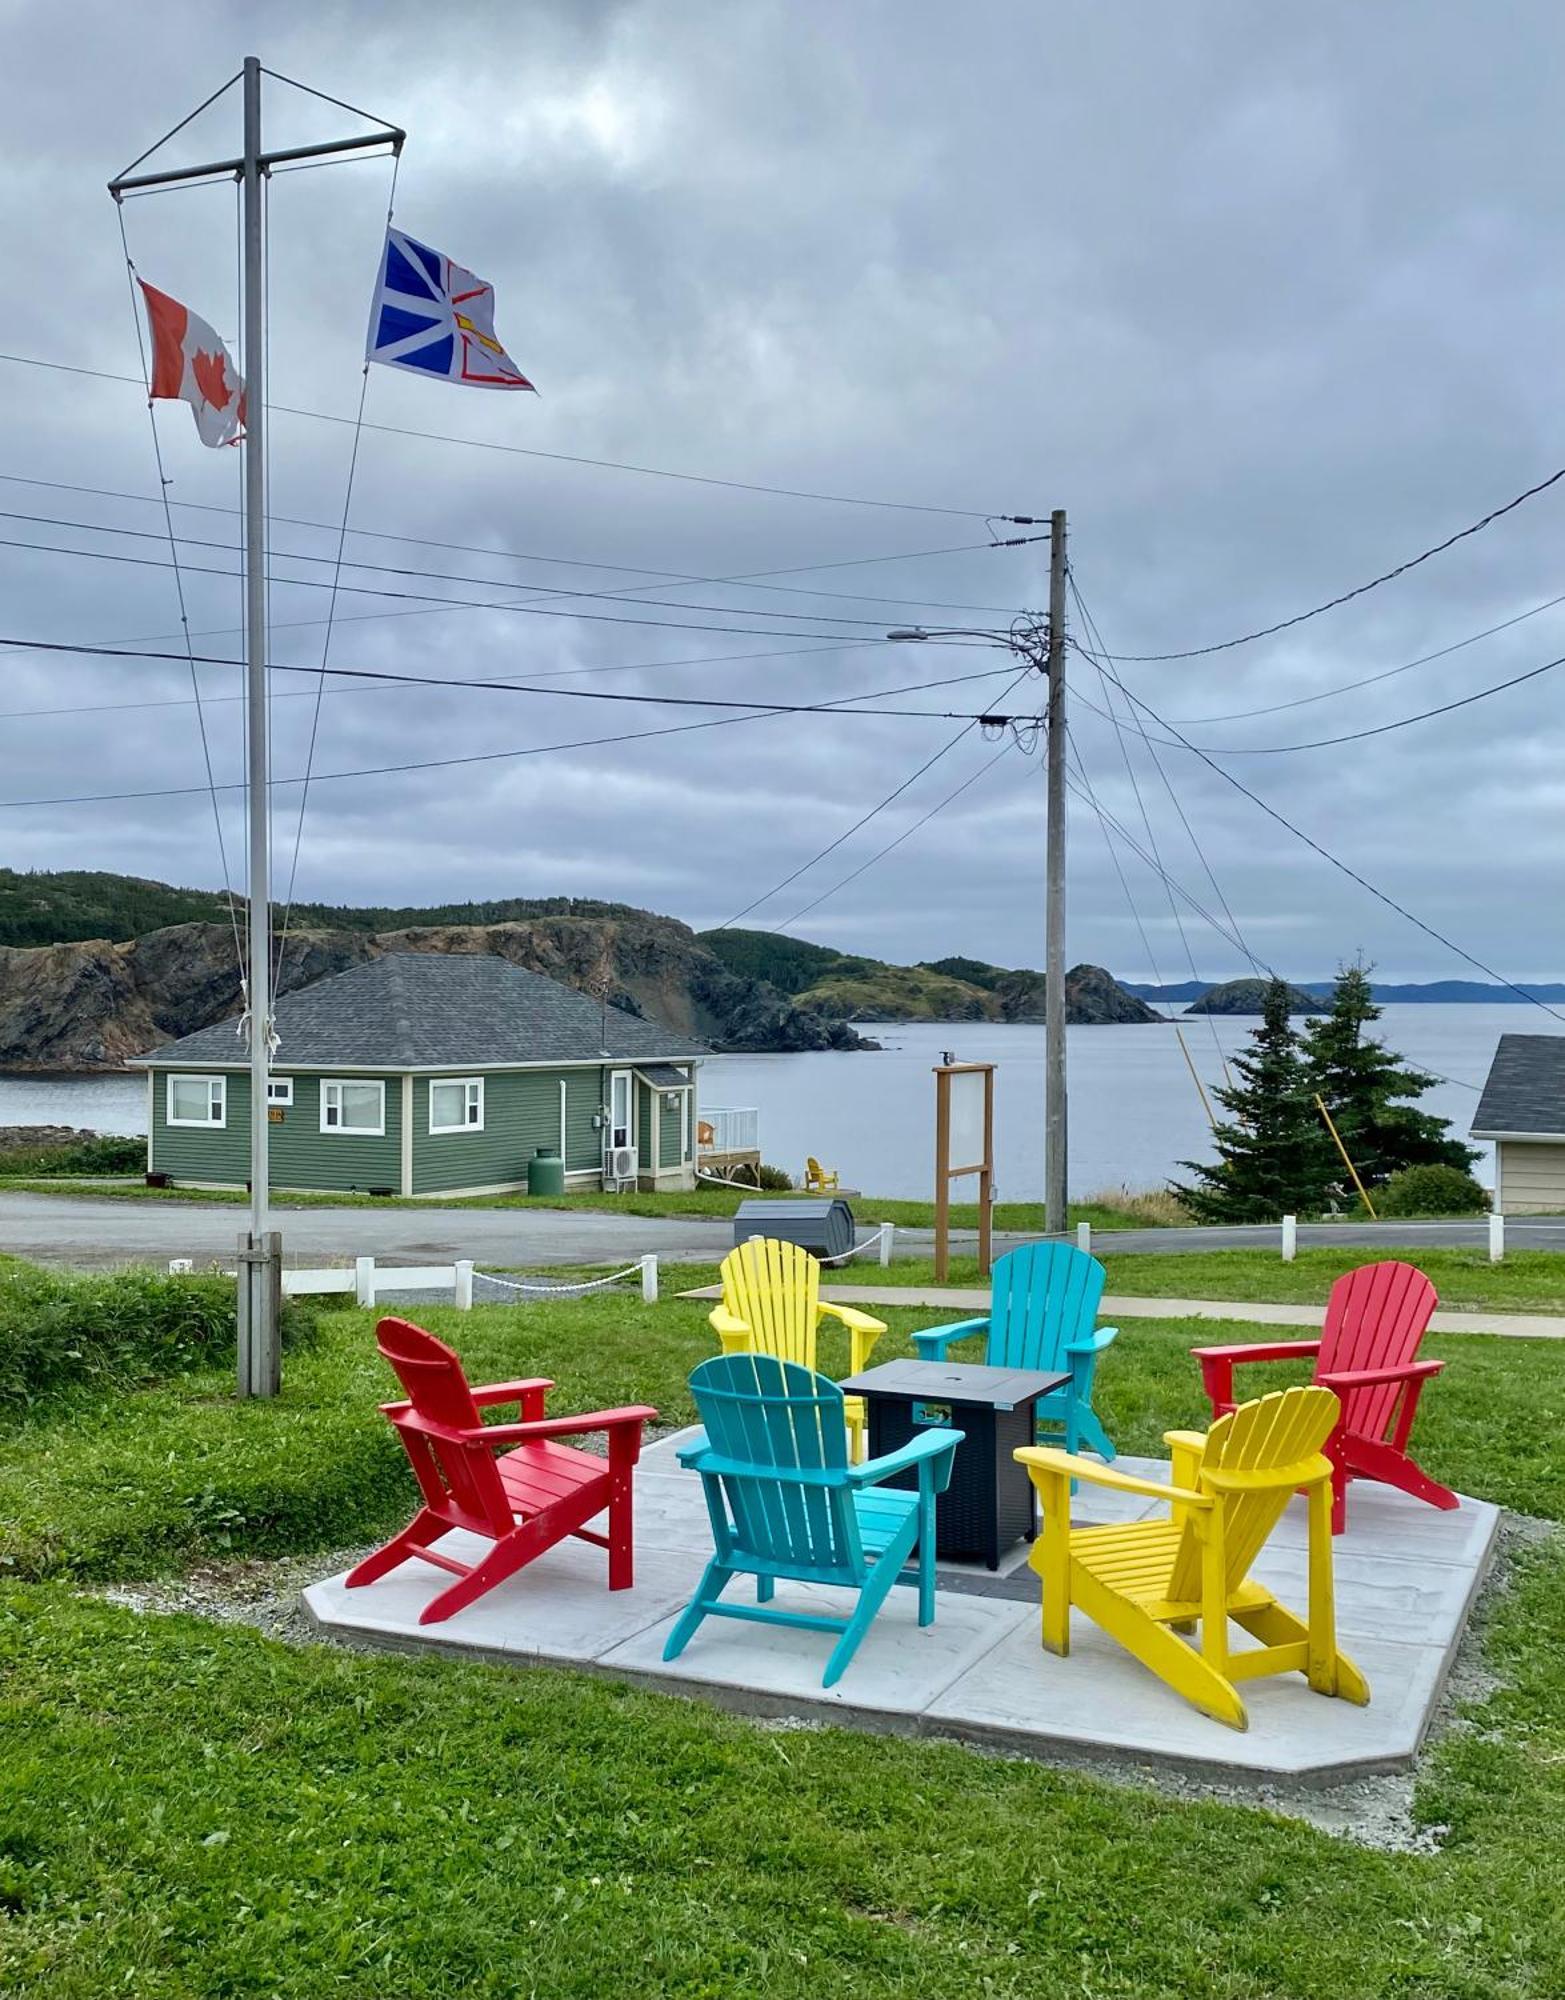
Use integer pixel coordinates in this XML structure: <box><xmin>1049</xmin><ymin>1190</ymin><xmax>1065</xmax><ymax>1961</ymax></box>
<box><xmin>1016</xmin><ymin>1385</ymin><xmax>1369</xmax><ymax>1730</ymax></box>
<box><xmin>709</xmin><ymin>1237</ymin><xmax>885</xmax><ymax>1461</ymax></box>
<box><xmin>803</xmin><ymin>1156</ymin><xmax>840</xmax><ymax>1192</ymax></box>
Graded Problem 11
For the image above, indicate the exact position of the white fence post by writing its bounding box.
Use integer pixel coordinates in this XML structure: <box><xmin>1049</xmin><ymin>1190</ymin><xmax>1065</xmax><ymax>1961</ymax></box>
<box><xmin>1075</xmin><ymin>1220</ymin><xmax>1091</xmax><ymax>1255</ymax></box>
<box><xmin>641</xmin><ymin>1253</ymin><xmax>659</xmax><ymax>1304</ymax></box>
<box><xmin>1489</xmin><ymin>1211</ymin><xmax>1505</xmax><ymax>1264</ymax></box>
<box><xmin>1281</xmin><ymin>1215</ymin><xmax>1297</xmax><ymax>1263</ymax></box>
<box><xmin>879</xmin><ymin>1223</ymin><xmax>894</xmax><ymax>1267</ymax></box>
<box><xmin>454</xmin><ymin>1259</ymin><xmax>474</xmax><ymax>1309</ymax></box>
<box><xmin>354</xmin><ymin>1255</ymin><xmax>376</xmax><ymax>1308</ymax></box>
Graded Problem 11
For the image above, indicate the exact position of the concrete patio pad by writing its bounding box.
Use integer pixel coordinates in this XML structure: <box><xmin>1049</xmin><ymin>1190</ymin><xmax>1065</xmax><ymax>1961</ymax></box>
<box><xmin>303</xmin><ymin>1426</ymin><xmax>1498</xmax><ymax>1784</ymax></box>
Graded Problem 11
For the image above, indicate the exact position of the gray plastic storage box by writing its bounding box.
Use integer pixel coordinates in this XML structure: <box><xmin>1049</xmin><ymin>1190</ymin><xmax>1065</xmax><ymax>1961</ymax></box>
<box><xmin>733</xmin><ymin>1197</ymin><xmax>856</xmax><ymax>1262</ymax></box>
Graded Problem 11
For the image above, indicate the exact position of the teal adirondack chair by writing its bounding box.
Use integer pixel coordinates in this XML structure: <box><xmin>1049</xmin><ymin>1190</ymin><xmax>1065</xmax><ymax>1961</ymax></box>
<box><xmin>913</xmin><ymin>1241</ymin><xmax>1119</xmax><ymax>1460</ymax></box>
<box><xmin>664</xmin><ymin>1352</ymin><xmax>963</xmax><ymax>1688</ymax></box>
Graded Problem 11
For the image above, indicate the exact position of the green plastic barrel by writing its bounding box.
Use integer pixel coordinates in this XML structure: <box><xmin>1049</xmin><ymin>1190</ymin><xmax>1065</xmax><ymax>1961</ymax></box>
<box><xmin>527</xmin><ymin>1146</ymin><xmax>566</xmax><ymax>1196</ymax></box>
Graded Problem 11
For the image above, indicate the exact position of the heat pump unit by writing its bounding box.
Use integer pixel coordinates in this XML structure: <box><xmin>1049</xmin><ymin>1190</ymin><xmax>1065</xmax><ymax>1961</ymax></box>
<box><xmin>604</xmin><ymin>1145</ymin><xmax>637</xmax><ymax>1188</ymax></box>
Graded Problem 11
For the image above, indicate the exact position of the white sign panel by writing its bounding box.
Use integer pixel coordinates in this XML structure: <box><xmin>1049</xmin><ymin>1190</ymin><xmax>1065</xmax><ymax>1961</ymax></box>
<box><xmin>948</xmin><ymin>1069</ymin><xmax>987</xmax><ymax>1171</ymax></box>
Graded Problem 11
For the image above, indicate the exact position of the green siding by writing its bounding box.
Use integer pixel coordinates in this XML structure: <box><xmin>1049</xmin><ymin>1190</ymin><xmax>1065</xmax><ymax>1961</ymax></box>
<box><xmin>659</xmin><ymin>1089</ymin><xmax>685</xmax><ymax>1167</ymax></box>
<box><xmin>636</xmin><ymin>1082</ymin><xmax>653</xmax><ymax>1170</ymax></box>
<box><xmin>150</xmin><ymin>1070</ymin><xmax>401</xmax><ymax>1192</ymax></box>
<box><xmin>564</xmin><ymin>1069</ymin><xmax>605</xmax><ymax>1174</ymax></box>
<box><xmin>414</xmin><ymin>1070</ymin><xmax>575</xmax><ymax>1194</ymax></box>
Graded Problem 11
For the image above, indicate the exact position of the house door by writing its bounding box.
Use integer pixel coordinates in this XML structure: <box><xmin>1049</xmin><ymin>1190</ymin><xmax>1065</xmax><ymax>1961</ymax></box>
<box><xmin>608</xmin><ymin>1070</ymin><xmax>633</xmax><ymax>1155</ymax></box>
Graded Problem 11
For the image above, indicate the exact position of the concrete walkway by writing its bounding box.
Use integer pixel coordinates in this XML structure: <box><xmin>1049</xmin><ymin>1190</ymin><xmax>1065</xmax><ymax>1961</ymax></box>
<box><xmin>681</xmin><ymin>1283</ymin><xmax>1565</xmax><ymax>1340</ymax></box>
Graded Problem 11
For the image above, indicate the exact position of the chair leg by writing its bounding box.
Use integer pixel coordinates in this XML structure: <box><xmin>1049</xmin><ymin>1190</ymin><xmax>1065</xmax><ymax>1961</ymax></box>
<box><xmin>1331</xmin><ymin>1459</ymin><xmax>1350</xmax><ymax>1536</ymax></box>
<box><xmin>1074</xmin><ymin>1403</ymin><xmax>1117</xmax><ymax>1463</ymax></box>
<box><xmin>419</xmin><ymin>1534</ymin><xmax>533</xmax><ymax>1625</ymax></box>
<box><xmin>663</xmin><ymin>1557</ymin><xmax>734</xmax><ymax>1662</ymax></box>
<box><xmin>344</xmin><ymin>1508</ymin><xmax>443</xmax><ymax>1590</ymax></box>
<box><xmin>823</xmin><ymin>1551</ymin><xmax>904</xmax><ymax>1688</ymax></box>
<box><xmin>606</xmin><ymin>1472</ymin><xmax>634</xmax><ymax>1591</ymax></box>
<box><xmin>757</xmin><ymin>1575</ymin><xmax>775</xmax><ymax>1602</ymax></box>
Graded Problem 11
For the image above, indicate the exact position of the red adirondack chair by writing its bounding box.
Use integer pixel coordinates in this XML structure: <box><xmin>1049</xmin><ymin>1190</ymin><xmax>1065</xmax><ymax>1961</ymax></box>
<box><xmin>345</xmin><ymin>1317</ymin><xmax>657</xmax><ymax>1623</ymax></box>
<box><xmin>1193</xmin><ymin>1260</ymin><xmax>1457</xmax><ymax>1534</ymax></box>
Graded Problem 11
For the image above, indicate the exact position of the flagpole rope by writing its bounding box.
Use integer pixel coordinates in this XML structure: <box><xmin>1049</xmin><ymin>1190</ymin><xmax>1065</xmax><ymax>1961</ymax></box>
<box><xmin>112</xmin><ymin>200</ymin><xmax>247</xmax><ymax>1000</ymax></box>
<box><xmin>274</xmin><ymin>149</ymin><xmax>400</xmax><ymax>994</ymax></box>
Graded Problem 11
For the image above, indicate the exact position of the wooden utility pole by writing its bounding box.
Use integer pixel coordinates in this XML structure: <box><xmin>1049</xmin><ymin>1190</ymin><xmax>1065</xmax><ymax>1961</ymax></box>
<box><xmin>1044</xmin><ymin>508</ymin><xmax>1068</xmax><ymax>1235</ymax></box>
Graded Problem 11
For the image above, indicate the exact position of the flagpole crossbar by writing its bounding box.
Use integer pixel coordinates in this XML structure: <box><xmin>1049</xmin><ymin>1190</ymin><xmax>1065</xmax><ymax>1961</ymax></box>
<box><xmin>109</xmin><ymin>128</ymin><xmax>404</xmax><ymax>199</ymax></box>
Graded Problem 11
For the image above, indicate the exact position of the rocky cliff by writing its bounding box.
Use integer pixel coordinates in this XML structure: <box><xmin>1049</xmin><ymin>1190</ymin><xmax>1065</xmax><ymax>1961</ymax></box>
<box><xmin>0</xmin><ymin>910</ymin><xmax>871</xmax><ymax>1073</ymax></box>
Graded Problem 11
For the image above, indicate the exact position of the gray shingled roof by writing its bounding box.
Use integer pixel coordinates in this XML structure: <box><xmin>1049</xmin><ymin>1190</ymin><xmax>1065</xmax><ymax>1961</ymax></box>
<box><xmin>136</xmin><ymin>953</ymin><xmax>709</xmax><ymax>1070</ymax></box>
<box><xmin>1471</xmin><ymin>1034</ymin><xmax>1565</xmax><ymax>1138</ymax></box>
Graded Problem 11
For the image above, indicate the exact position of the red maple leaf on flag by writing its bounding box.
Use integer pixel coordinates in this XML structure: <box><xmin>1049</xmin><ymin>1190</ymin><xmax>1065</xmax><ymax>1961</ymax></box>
<box><xmin>191</xmin><ymin>348</ymin><xmax>233</xmax><ymax>410</ymax></box>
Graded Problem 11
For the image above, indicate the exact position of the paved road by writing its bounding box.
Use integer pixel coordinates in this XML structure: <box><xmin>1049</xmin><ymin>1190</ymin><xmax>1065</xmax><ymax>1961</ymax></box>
<box><xmin>2</xmin><ymin>1190</ymin><xmax>1562</xmax><ymax>1273</ymax></box>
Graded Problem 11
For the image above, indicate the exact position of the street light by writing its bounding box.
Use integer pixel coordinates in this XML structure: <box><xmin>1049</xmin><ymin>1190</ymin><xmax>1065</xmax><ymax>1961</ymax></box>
<box><xmin>883</xmin><ymin>506</ymin><xmax>1069</xmax><ymax>1233</ymax></box>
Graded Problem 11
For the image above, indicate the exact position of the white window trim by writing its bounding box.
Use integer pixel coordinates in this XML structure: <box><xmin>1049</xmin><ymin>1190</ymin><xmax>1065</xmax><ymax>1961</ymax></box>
<box><xmin>320</xmin><ymin>1078</ymin><xmax>386</xmax><ymax>1137</ymax></box>
<box><xmin>428</xmin><ymin>1076</ymin><xmax>485</xmax><ymax>1136</ymax></box>
<box><xmin>167</xmin><ymin>1073</ymin><xmax>226</xmax><ymax>1129</ymax></box>
<box><xmin>266</xmin><ymin>1077</ymin><xmax>294</xmax><ymax>1106</ymax></box>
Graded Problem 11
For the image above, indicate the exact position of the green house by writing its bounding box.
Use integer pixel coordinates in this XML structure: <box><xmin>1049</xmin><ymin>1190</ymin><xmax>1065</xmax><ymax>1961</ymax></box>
<box><xmin>133</xmin><ymin>953</ymin><xmax>708</xmax><ymax>1197</ymax></box>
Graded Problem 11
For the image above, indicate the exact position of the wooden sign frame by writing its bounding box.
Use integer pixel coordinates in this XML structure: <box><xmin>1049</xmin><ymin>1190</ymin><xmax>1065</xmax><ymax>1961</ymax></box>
<box><xmin>933</xmin><ymin>1060</ymin><xmax>995</xmax><ymax>1282</ymax></box>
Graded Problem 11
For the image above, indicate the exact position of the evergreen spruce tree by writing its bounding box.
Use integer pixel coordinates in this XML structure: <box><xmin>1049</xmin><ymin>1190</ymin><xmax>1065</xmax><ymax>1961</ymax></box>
<box><xmin>1299</xmin><ymin>961</ymin><xmax>1478</xmax><ymax>1188</ymax></box>
<box><xmin>1171</xmin><ymin>976</ymin><xmax>1334</xmax><ymax>1222</ymax></box>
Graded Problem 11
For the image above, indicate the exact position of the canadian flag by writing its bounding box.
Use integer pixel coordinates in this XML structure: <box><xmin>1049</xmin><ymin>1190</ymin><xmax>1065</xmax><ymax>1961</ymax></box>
<box><xmin>138</xmin><ymin>279</ymin><xmax>247</xmax><ymax>448</ymax></box>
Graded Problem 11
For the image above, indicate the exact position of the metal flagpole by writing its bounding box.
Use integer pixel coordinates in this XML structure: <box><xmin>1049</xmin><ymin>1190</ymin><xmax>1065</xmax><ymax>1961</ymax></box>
<box><xmin>236</xmin><ymin>55</ymin><xmax>280</xmax><ymax>1395</ymax></box>
<box><xmin>109</xmin><ymin>59</ymin><xmax>405</xmax><ymax>1397</ymax></box>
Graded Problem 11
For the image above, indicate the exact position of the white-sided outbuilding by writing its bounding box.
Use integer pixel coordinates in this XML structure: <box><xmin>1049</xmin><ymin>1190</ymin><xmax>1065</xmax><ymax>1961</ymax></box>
<box><xmin>1471</xmin><ymin>1033</ymin><xmax>1565</xmax><ymax>1213</ymax></box>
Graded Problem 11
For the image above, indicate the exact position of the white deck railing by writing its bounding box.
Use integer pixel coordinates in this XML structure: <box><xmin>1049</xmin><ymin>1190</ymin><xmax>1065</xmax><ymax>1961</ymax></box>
<box><xmin>698</xmin><ymin>1105</ymin><xmax>760</xmax><ymax>1154</ymax></box>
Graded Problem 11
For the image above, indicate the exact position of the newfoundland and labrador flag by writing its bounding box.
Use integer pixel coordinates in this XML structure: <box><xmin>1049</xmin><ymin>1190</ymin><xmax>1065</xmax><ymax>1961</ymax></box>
<box><xmin>366</xmin><ymin>228</ymin><xmax>535</xmax><ymax>391</ymax></box>
<box><xmin>138</xmin><ymin>279</ymin><xmax>246</xmax><ymax>447</ymax></box>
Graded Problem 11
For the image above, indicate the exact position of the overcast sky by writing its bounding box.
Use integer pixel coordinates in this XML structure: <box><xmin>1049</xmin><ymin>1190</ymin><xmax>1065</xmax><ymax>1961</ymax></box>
<box><xmin>1</xmin><ymin>0</ymin><xmax>1563</xmax><ymax>984</ymax></box>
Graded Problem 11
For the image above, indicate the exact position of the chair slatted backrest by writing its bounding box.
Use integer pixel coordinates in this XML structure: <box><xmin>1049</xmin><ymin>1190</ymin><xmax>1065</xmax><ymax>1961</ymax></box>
<box><xmin>717</xmin><ymin>1238</ymin><xmax>821</xmax><ymax>1370</ymax></box>
<box><xmin>688</xmin><ymin>1353</ymin><xmax>860</xmax><ymax>1578</ymax></box>
<box><xmin>1167</xmin><ymin>1386</ymin><xmax>1341</xmax><ymax>1602</ymax></box>
<box><xmin>375</xmin><ymin>1317</ymin><xmax>512</xmax><ymax>1537</ymax></box>
<box><xmin>986</xmin><ymin>1241</ymin><xmax>1107</xmax><ymax>1373</ymax></box>
<box><xmin>1317</xmin><ymin>1260</ymin><xmax>1437</xmax><ymax>1442</ymax></box>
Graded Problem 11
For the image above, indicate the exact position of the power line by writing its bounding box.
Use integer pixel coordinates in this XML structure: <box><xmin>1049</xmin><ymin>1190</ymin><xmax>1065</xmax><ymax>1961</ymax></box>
<box><xmin>1098</xmin><ymin>463</ymin><xmax>1565</xmax><ymax>663</ymax></box>
<box><xmin>773</xmin><ymin>738</ymin><xmax>1018</xmax><ymax>932</ymax></box>
<box><xmin>1070</xmin><ymin>601</ymin><xmax>1565</xmax><ymax>1024</ymax></box>
<box><xmin>714</xmin><ymin>662</ymin><xmax>1036</xmax><ymax>929</ymax></box>
<box><xmin>0</xmin><ymin>666</ymin><xmax>1012</xmax><ymax>814</ymax></box>
<box><xmin>1071</xmin><ymin>629</ymin><xmax>1565</xmax><ymax>756</ymax></box>
<box><xmin>1152</xmin><ymin>587</ymin><xmax>1565</xmax><ymax>725</ymax></box>
<box><xmin>0</xmin><ymin>627</ymin><xmax>1024</xmax><ymax>723</ymax></box>
<box><xmin>0</xmin><ymin>471</ymin><xmax>1040</xmax><ymax>621</ymax></box>
<box><xmin>0</xmin><ymin>347</ymin><xmax>1030</xmax><ymax>521</ymax></box>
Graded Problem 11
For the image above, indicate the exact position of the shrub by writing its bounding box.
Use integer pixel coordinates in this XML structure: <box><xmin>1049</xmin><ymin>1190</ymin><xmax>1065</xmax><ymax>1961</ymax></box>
<box><xmin>1374</xmin><ymin>1163</ymin><xmax>1488</xmax><ymax>1217</ymax></box>
<box><xmin>0</xmin><ymin>1262</ymin><xmax>318</xmax><ymax>1410</ymax></box>
<box><xmin>756</xmin><ymin>1163</ymin><xmax>794</xmax><ymax>1191</ymax></box>
<box><xmin>0</xmin><ymin>1132</ymin><xmax>144</xmax><ymax>1176</ymax></box>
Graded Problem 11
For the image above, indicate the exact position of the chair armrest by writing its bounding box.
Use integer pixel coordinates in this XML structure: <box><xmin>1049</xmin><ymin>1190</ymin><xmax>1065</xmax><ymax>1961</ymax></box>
<box><xmin>819</xmin><ymin>1300</ymin><xmax>886</xmax><ymax>1374</ymax></box>
<box><xmin>850</xmin><ymin>1427</ymin><xmax>964</xmax><ymax>1492</ymax></box>
<box><xmin>675</xmin><ymin>1428</ymin><xmax>710</xmax><ymax>1468</ymax></box>
<box><xmin>911</xmin><ymin>1316</ymin><xmax>988</xmax><ymax>1361</ymax></box>
<box><xmin>709</xmin><ymin>1305</ymin><xmax>751</xmax><ymax>1352</ymax></box>
<box><xmin>479</xmin><ymin>1405</ymin><xmax>658</xmax><ymax>1445</ymax></box>
<box><xmin>1065</xmin><ymin>1324</ymin><xmax>1118</xmax><ymax>1357</ymax></box>
<box><xmin>471</xmin><ymin>1377</ymin><xmax>554</xmax><ymax>1409</ymax></box>
<box><xmin>1192</xmin><ymin>1339</ymin><xmax>1323</xmax><ymax>1366</ymax></box>
<box><xmin>1317</xmin><ymin>1359</ymin><xmax>1444</xmax><ymax>1391</ymax></box>
<box><xmin>1015</xmin><ymin>1445</ymin><xmax>1208</xmax><ymax>1509</ymax></box>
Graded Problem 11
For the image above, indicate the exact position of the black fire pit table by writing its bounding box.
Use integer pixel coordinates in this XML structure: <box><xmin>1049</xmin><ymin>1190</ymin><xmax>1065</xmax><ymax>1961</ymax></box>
<box><xmin>839</xmin><ymin>1359</ymin><xmax>1070</xmax><ymax>1571</ymax></box>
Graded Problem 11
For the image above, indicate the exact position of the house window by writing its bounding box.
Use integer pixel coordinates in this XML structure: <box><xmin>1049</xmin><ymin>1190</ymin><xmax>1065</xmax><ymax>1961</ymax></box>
<box><xmin>267</xmin><ymin>1077</ymin><xmax>293</xmax><ymax>1107</ymax></box>
<box><xmin>320</xmin><ymin>1080</ymin><xmax>385</xmax><ymax>1135</ymax></box>
<box><xmin>429</xmin><ymin>1077</ymin><xmax>484</xmax><ymax>1134</ymax></box>
<box><xmin>167</xmin><ymin>1074</ymin><xmax>226</xmax><ymax>1128</ymax></box>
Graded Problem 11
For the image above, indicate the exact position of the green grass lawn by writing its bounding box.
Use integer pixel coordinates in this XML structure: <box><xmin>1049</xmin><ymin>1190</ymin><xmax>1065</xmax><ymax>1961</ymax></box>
<box><xmin>6</xmin><ymin>1265</ymin><xmax>1565</xmax><ymax>1994</ymax></box>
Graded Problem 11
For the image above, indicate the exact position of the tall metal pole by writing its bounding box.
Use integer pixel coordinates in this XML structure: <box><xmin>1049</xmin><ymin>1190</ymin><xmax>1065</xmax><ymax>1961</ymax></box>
<box><xmin>1044</xmin><ymin>507</ymin><xmax>1069</xmax><ymax>1235</ymax></box>
<box><xmin>238</xmin><ymin>54</ymin><xmax>280</xmax><ymax>1396</ymax></box>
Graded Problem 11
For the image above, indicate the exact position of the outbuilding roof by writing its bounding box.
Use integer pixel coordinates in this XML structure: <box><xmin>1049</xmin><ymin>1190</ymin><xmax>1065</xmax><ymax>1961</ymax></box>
<box><xmin>134</xmin><ymin>952</ymin><xmax>709</xmax><ymax>1071</ymax></box>
<box><xmin>1471</xmin><ymin>1033</ymin><xmax>1565</xmax><ymax>1139</ymax></box>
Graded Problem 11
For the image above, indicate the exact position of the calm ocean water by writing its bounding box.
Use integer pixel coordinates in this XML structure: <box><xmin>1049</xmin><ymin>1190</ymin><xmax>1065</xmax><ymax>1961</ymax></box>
<box><xmin>0</xmin><ymin>1005</ymin><xmax>1526</xmax><ymax>1201</ymax></box>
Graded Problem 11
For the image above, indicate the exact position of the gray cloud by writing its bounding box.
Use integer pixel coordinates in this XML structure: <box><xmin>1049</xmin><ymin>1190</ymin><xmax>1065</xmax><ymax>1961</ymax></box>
<box><xmin>1</xmin><ymin>0</ymin><xmax>1562</xmax><ymax>983</ymax></box>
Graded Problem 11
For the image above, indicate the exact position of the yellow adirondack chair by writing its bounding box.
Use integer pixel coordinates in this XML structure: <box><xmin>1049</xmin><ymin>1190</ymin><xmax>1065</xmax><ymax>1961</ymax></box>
<box><xmin>709</xmin><ymin>1237</ymin><xmax>885</xmax><ymax>1460</ymax></box>
<box><xmin>803</xmin><ymin>1156</ymin><xmax>839</xmax><ymax>1192</ymax></box>
<box><xmin>1016</xmin><ymin>1385</ymin><xmax>1369</xmax><ymax>1730</ymax></box>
